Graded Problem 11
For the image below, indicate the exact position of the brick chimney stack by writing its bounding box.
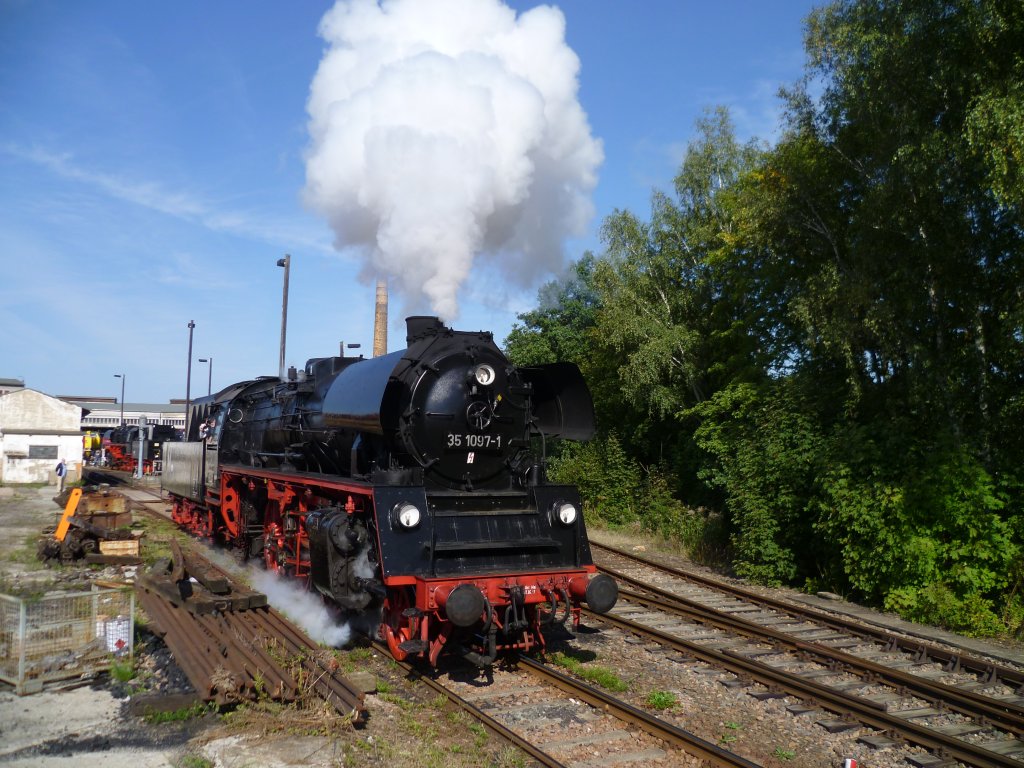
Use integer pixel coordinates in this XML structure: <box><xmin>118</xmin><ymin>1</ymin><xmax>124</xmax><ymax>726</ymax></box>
<box><xmin>373</xmin><ymin>278</ymin><xmax>388</xmax><ymax>357</ymax></box>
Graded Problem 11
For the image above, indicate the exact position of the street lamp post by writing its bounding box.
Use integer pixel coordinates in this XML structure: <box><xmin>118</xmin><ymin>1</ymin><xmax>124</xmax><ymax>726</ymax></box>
<box><xmin>185</xmin><ymin>320</ymin><xmax>195</xmax><ymax>424</ymax></box>
<box><xmin>114</xmin><ymin>373</ymin><xmax>125</xmax><ymax>426</ymax></box>
<box><xmin>198</xmin><ymin>357</ymin><xmax>213</xmax><ymax>396</ymax></box>
<box><xmin>277</xmin><ymin>254</ymin><xmax>290</xmax><ymax>380</ymax></box>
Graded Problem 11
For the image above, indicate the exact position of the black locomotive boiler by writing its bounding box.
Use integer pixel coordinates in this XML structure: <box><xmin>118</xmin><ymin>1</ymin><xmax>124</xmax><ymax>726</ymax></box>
<box><xmin>162</xmin><ymin>316</ymin><xmax>617</xmax><ymax>665</ymax></box>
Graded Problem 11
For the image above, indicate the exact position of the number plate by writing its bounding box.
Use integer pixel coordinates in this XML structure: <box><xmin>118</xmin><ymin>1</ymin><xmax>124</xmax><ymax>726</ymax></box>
<box><xmin>445</xmin><ymin>433</ymin><xmax>503</xmax><ymax>451</ymax></box>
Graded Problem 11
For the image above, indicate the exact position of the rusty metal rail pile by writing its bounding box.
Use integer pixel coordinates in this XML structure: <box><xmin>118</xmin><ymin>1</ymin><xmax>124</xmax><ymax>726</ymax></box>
<box><xmin>135</xmin><ymin>543</ymin><xmax>366</xmax><ymax>724</ymax></box>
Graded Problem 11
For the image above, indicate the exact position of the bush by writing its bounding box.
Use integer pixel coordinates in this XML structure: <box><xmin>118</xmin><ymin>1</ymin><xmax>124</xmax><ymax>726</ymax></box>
<box><xmin>885</xmin><ymin>583</ymin><xmax>1005</xmax><ymax>637</ymax></box>
<box><xmin>816</xmin><ymin>447</ymin><xmax>1017</xmax><ymax>636</ymax></box>
<box><xmin>548</xmin><ymin>433</ymin><xmax>641</xmax><ymax>526</ymax></box>
<box><xmin>691</xmin><ymin>382</ymin><xmax>820</xmax><ymax>585</ymax></box>
<box><xmin>644</xmin><ymin>469</ymin><xmax>728</xmax><ymax>564</ymax></box>
<box><xmin>549</xmin><ymin>434</ymin><xmax>728</xmax><ymax>563</ymax></box>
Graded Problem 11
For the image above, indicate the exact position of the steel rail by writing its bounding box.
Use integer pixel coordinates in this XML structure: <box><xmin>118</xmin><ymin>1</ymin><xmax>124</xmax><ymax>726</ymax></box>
<box><xmin>259</xmin><ymin>607</ymin><xmax>367</xmax><ymax>722</ymax></box>
<box><xmin>515</xmin><ymin>655</ymin><xmax>762</xmax><ymax>768</ymax></box>
<box><xmin>586</xmin><ymin>608</ymin><xmax>1022</xmax><ymax>768</ymax></box>
<box><xmin>376</xmin><ymin>642</ymin><xmax>757</xmax><ymax>768</ymax></box>
<box><xmin>592</xmin><ymin>541</ymin><xmax>1024</xmax><ymax>690</ymax></box>
<box><xmin>373</xmin><ymin>642</ymin><xmax>568</xmax><ymax>768</ymax></box>
<box><xmin>135</xmin><ymin>541</ymin><xmax>367</xmax><ymax>721</ymax></box>
<box><xmin>128</xmin><ymin>490</ymin><xmax>367</xmax><ymax>721</ymax></box>
<box><xmin>607</xmin><ymin>569</ymin><xmax>1024</xmax><ymax>734</ymax></box>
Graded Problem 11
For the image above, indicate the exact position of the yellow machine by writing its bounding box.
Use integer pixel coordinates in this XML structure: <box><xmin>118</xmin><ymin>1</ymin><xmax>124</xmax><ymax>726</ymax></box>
<box><xmin>83</xmin><ymin>431</ymin><xmax>101</xmax><ymax>462</ymax></box>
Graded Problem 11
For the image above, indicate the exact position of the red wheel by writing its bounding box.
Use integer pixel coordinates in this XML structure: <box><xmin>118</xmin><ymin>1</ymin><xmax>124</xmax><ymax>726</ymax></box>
<box><xmin>380</xmin><ymin>587</ymin><xmax>417</xmax><ymax>661</ymax></box>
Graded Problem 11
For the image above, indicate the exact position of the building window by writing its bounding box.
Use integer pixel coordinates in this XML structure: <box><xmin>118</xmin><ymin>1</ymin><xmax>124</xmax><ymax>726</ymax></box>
<box><xmin>29</xmin><ymin>445</ymin><xmax>59</xmax><ymax>459</ymax></box>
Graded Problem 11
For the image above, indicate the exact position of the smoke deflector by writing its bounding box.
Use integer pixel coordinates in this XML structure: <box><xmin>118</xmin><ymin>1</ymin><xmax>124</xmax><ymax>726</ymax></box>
<box><xmin>521</xmin><ymin>363</ymin><xmax>595</xmax><ymax>441</ymax></box>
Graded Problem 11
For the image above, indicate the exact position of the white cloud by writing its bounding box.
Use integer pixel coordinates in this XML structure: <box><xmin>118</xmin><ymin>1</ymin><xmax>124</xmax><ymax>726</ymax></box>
<box><xmin>3</xmin><ymin>143</ymin><xmax>333</xmax><ymax>254</ymax></box>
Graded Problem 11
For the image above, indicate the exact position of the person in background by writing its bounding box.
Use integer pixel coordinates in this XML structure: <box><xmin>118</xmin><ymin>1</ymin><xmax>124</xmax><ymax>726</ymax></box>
<box><xmin>55</xmin><ymin>458</ymin><xmax>67</xmax><ymax>493</ymax></box>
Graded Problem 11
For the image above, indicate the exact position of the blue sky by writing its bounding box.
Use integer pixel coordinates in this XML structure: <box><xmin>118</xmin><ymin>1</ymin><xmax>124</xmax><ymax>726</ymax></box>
<box><xmin>0</xmin><ymin>0</ymin><xmax>818</xmax><ymax>403</ymax></box>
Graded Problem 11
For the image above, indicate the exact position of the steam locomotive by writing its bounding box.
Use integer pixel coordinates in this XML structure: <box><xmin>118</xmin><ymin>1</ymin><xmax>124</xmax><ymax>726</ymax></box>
<box><xmin>162</xmin><ymin>316</ymin><xmax>616</xmax><ymax>666</ymax></box>
<box><xmin>100</xmin><ymin>424</ymin><xmax>181</xmax><ymax>475</ymax></box>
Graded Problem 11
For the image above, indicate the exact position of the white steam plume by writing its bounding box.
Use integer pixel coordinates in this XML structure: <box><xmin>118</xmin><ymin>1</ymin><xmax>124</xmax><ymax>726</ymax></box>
<box><xmin>304</xmin><ymin>0</ymin><xmax>602</xmax><ymax>320</ymax></box>
<box><xmin>251</xmin><ymin>569</ymin><xmax>352</xmax><ymax>647</ymax></box>
<box><xmin>186</xmin><ymin>549</ymin><xmax>351</xmax><ymax>646</ymax></box>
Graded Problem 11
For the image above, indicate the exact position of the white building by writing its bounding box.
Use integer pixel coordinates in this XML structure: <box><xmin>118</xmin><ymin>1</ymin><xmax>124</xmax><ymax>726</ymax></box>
<box><xmin>72</xmin><ymin>401</ymin><xmax>186</xmax><ymax>432</ymax></box>
<box><xmin>0</xmin><ymin>389</ymin><xmax>84</xmax><ymax>485</ymax></box>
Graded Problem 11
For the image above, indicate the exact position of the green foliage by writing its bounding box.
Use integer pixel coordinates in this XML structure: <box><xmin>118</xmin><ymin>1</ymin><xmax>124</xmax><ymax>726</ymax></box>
<box><xmin>596</xmin><ymin>107</ymin><xmax>767</xmax><ymax>420</ymax></box>
<box><xmin>691</xmin><ymin>382</ymin><xmax>821</xmax><ymax>585</ymax></box>
<box><xmin>109</xmin><ymin>658</ymin><xmax>136</xmax><ymax>683</ymax></box>
<box><xmin>641</xmin><ymin>468</ymin><xmax>727</xmax><ymax>563</ymax></box>
<box><xmin>511</xmin><ymin>0</ymin><xmax>1024</xmax><ymax>637</ymax></box>
<box><xmin>549</xmin><ymin>434</ymin><xmax>728</xmax><ymax>562</ymax></box>
<box><xmin>547</xmin><ymin>651</ymin><xmax>628</xmax><ymax>692</ymax></box>
<box><xmin>549</xmin><ymin>433</ymin><xmax>640</xmax><ymax>526</ymax></box>
<box><xmin>645</xmin><ymin>690</ymin><xmax>677</xmax><ymax>710</ymax></box>
<box><xmin>144</xmin><ymin>701</ymin><xmax>215</xmax><ymax>724</ymax></box>
<box><xmin>815</xmin><ymin>448</ymin><xmax>1017</xmax><ymax>635</ymax></box>
<box><xmin>719</xmin><ymin>721</ymin><xmax>742</xmax><ymax>744</ymax></box>
<box><xmin>505</xmin><ymin>254</ymin><xmax>602</xmax><ymax>367</ymax></box>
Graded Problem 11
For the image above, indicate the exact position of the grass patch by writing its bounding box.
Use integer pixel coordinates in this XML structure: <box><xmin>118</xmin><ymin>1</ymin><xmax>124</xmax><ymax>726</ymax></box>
<box><xmin>176</xmin><ymin>756</ymin><xmax>214</xmax><ymax>768</ymax></box>
<box><xmin>336</xmin><ymin>645</ymin><xmax>374</xmax><ymax>673</ymax></box>
<box><xmin>719</xmin><ymin>721</ymin><xmax>742</xmax><ymax>745</ymax></box>
<box><xmin>109</xmin><ymin>658</ymin><xmax>136</xmax><ymax>682</ymax></box>
<box><xmin>548</xmin><ymin>650</ymin><xmax>628</xmax><ymax>692</ymax></box>
<box><xmin>143</xmin><ymin>701</ymin><xmax>216</xmax><ymax>724</ymax></box>
<box><xmin>3</xmin><ymin>533</ymin><xmax>50</xmax><ymax>572</ymax></box>
<box><xmin>378</xmin><ymin>692</ymin><xmax>413</xmax><ymax>710</ymax></box>
<box><xmin>491</xmin><ymin>746</ymin><xmax>527</xmax><ymax>767</ymax></box>
<box><xmin>467</xmin><ymin>721</ymin><xmax>488</xmax><ymax>749</ymax></box>
<box><xmin>645</xmin><ymin>689</ymin><xmax>677</xmax><ymax>710</ymax></box>
<box><xmin>348</xmin><ymin>646</ymin><xmax>373</xmax><ymax>662</ymax></box>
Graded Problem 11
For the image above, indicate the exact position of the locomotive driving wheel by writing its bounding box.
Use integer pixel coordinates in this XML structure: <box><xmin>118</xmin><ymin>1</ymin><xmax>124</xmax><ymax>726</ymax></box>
<box><xmin>380</xmin><ymin>586</ymin><xmax>418</xmax><ymax>661</ymax></box>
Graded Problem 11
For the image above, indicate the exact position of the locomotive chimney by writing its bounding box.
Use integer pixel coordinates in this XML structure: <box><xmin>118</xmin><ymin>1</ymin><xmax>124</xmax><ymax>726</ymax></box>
<box><xmin>373</xmin><ymin>277</ymin><xmax>388</xmax><ymax>357</ymax></box>
<box><xmin>406</xmin><ymin>316</ymin><xmax>445</xmax><ymax>344</ymax></box>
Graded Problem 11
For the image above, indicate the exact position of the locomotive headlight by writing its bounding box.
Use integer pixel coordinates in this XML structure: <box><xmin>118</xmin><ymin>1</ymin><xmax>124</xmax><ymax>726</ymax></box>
<box><xmin>472</xmin><ymin>364</ymin><xmax>496</xmax><ymax>386</ymax></box>
<box><xmin>554</xmin><ymin>502</ymin><xmax>578</xmax><ymax>526</ymax></box>
<box><xmin>393</xmin><ymin>502</ymin><xmax>421</xmax><ymax>529</ymax></box>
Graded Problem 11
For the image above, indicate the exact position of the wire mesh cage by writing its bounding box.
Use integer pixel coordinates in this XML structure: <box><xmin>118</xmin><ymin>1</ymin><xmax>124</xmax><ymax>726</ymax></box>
<box><xmin>0</xmin><ymin>587</ymin><xmax>134</xmax><ymax>694</ymax></box>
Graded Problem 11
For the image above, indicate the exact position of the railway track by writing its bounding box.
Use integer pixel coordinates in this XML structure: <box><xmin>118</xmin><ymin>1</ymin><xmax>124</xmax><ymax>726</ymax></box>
<box><xmin>392</xmin><ymin>646</ymin><xmax>762</xmax><ymax>767</ymax></box>
<box><xmin>591</xmin><ymin>540</ymin><xmax>1024</xmax><ymax>767</ymax></box>
<box><xmin>138</xmin><ymin>583</ymin><xmax>367</xmax><ymax>721</ymax></box>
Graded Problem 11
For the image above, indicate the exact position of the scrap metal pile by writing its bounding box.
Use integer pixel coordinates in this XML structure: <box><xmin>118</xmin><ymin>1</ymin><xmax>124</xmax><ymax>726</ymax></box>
<box><xmin>37</xmin><ymin>487</ymin><xmax>141</xmax><ymax>565</ymax></box>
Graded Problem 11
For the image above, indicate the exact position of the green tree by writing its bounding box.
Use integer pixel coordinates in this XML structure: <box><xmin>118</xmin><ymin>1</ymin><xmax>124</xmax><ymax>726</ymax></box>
<box><xmin>738</xmin><ymin>0</ymin><xmax>1024</xmax><ymax>622</ymax></box>
<box><xmin>509</xmin><ymin>1</ymin><xmax>1024</xmax><ymax>634</ymax></box>
<box><xmin>505</xmin><ymin>253</ymin><xmax>602</xmax><ymax>367</ymax></box>
<box><xmin>597</xmin><ymin>108</ymin><xmax>768</xmax><ymax>419</ymax></box>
